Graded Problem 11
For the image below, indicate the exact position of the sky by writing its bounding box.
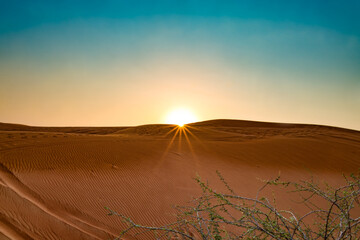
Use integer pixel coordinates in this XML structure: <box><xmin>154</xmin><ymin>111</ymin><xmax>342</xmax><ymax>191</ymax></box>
<box><xmin>0</xmin><ymin>0</ymin><xmax>359</xmax><ymax>129</ymax></box>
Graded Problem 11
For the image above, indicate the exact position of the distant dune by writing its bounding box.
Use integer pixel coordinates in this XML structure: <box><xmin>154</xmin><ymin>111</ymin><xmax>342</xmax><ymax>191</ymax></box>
<box><xmin>0</xmin><ymin>120</ymin><xmax>359</xmax><ymax>239</ymax></box>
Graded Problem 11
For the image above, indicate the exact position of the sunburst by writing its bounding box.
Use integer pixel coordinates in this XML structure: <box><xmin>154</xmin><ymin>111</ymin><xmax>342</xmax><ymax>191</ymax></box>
<box><xmin>165</xmin><ymin>108</ymin><xmax>197</xmax><ymax>127</ymax></box>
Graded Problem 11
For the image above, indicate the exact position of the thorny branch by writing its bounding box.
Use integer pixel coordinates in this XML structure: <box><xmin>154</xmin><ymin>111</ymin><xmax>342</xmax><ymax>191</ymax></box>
<box><xmin>107</xmin><ymin>171</ymin><xmax>360</xmax><ymax>240</ymax></box>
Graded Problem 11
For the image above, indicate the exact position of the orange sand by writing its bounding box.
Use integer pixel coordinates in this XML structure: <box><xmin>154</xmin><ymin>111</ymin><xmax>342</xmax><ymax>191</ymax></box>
<box><xmin>0</xmin><ymin>119</ymin><xmax>359</xmax><ymax>239</ymax></box>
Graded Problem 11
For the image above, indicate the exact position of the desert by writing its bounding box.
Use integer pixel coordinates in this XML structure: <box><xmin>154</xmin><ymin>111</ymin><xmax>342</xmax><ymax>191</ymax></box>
<box><xmin>1</xmin><ymin>1</ymin><xmax>360</xmax><ymax>239</ymax></box>
<box><xmin>1</xmin><ymin>120</ymin><xmax>359</xmax><ymax>239</ymax></box>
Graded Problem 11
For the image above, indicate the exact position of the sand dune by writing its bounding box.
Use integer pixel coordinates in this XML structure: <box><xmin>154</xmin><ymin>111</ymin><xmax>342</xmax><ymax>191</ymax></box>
<box><xmin>0</xmin><ymin>120</ymin><xmax>359</xmax><ymax>239</ymax></box>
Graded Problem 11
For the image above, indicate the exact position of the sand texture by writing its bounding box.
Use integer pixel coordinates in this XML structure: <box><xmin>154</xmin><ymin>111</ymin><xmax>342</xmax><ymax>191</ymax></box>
<box><xmin>0</xmin><ymin>119</ymin><xmax>359</xmax><ymax>239</ymax></box>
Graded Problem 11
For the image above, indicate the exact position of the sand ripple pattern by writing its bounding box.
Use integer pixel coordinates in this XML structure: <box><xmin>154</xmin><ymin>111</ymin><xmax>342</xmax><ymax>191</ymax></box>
<box><xmin>0</xmin><ymin>120</ymin><xmax>359</xmax><ymax>239</ymax></box>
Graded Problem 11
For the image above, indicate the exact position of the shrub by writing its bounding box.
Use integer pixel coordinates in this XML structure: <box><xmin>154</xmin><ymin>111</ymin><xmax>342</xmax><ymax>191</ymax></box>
<box><xmin>107</xmin><ymin>171</ymin><xmax>360</xmax><ymax>239</ymax></box>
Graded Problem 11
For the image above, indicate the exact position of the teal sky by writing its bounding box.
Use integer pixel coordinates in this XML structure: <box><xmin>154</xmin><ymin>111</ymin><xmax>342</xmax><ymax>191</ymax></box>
<box><xmin>0</xmin><ymin>1</ymin><xmax>359</xmax><ymax>129</ymax></box>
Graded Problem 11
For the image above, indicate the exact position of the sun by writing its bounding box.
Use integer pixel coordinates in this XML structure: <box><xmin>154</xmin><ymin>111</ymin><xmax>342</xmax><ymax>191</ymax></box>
<box><xmin>165</xmin><ymin>108</ymin><xmax>197</xmax><ymax>127</ymax></box>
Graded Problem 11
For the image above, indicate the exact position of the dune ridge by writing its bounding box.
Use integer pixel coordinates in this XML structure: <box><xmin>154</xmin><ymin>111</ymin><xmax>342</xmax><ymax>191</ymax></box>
<box><xmin>1</xmin><ymin>119</ymin><xmax>359</xmax><ymax>133</ymax></box>
<box><xmin>0</xmin><ymin>162</ymin><xmax>116</xmax><ymax>239</ymax></box>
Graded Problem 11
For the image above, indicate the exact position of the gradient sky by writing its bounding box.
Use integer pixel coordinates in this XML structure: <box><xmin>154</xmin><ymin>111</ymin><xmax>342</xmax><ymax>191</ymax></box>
<box><xmin>1</xmin><ymin>1</ymin><xmax>359</xmax><ymax>129</ymax></box>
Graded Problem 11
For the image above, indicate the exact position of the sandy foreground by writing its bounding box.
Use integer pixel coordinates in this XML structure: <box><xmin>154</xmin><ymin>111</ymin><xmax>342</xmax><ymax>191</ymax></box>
<box><xmin>0</xmin><ymin>119</ymin><xmax>359</xmax><ymax>239</ymax></box>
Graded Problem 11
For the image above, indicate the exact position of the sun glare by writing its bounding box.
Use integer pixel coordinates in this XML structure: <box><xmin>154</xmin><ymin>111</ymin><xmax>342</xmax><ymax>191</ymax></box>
<box><xmin>165</xmin><ymin>108</ymin><xmax>197</xmax><ymax>127</ymax></box>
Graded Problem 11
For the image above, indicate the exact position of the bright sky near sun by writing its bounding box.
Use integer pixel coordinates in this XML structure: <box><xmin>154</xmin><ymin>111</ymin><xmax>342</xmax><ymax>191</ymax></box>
<box><xmin>0</xmin><ymin>1</ymin><xmax>359</xmax><ymax>129</ymax></box>
<box><xmin>165</xmin><ymin>108</ymin><xmax>197</xmax><ymax>126</ymax></box>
